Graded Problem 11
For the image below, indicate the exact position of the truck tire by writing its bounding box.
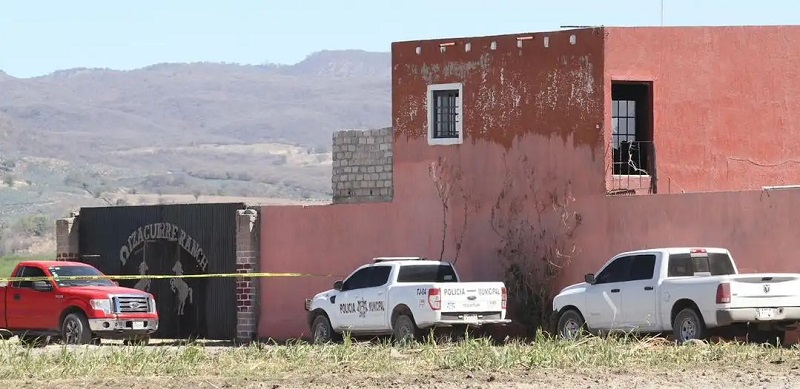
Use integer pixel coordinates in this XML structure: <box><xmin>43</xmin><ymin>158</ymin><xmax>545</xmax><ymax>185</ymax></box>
<box><xmin>62</xmin><ymin>312</ymin><xmax>92</xmax><ymax>345</ymax></box>
<box><xmin>311</xmin><ymin>314</ymin><xmax>336</xmax><ymax>344</ymax></box>
<box><xmin>557</xmin><ymin>309</ymin><xmax>586</xmax><ymax>340</ymax></box>
<box><xmin>392</xmin><ymin>314</ymin><xmax>421</xmax><ymax>345</ymax></box>
<box><xmin>672</xmin><ymin>308</ymin><xmax>707</xmax><ymax>344</ymax></box>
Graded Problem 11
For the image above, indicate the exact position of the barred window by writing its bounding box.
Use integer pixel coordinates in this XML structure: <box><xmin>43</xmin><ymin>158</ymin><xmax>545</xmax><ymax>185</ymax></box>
<box><xmin>427</xmin><ymin>83</ymin><xmax>463</xmax><ymax>146</ymax></box>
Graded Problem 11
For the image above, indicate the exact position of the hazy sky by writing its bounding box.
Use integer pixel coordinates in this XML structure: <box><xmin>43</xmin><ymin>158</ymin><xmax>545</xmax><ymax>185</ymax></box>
<box><xmin>1</xmin><ymin>0</ymin><xmax>797</xmax><ymax>78</ymax></box>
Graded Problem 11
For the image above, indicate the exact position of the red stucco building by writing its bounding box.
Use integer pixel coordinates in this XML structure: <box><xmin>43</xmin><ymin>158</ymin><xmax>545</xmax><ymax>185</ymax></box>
<box><xmin>258</xmin><ymin>26</ymin><xmax>800</xmax><ymax>341</ymax></box>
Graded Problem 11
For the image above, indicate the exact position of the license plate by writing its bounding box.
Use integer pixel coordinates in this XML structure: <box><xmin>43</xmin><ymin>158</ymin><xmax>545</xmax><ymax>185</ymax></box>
<box><xmin>463</xmin><ymin>314</ymin><xmax>478</xmax><ymax>322</ymax></box>
<box><xmin>757</xmin><ymin>308</ymin><xmax>776</xmax><ymax>319</ymax></box>
<box><xmin>132</xmin><ymin>321</ymin><xmax>145</xmax><ymax>330</ymax></box>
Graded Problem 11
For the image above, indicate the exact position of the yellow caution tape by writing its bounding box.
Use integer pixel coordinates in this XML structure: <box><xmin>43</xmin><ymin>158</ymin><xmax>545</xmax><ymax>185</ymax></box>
<box><xmin>0</xmin><ymin>272</ymin><xmax>338</xmax><ymax>283</ymax></box>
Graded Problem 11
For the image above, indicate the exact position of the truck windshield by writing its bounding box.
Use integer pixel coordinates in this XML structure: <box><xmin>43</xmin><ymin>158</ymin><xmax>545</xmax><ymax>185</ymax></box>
<box><xmin>396</xmin><ymin>264</ymin><xmax>458</xmax><ymax>283</ymax></box>
<box><xmin>667</xmin><ymin>252</ymin><xmax>736</xmax><ymax>277</ymax></box>
<box><xmin>48</xmin><ymin>266</ymin><xmax>115</xmax><ymax>287</ymax></box>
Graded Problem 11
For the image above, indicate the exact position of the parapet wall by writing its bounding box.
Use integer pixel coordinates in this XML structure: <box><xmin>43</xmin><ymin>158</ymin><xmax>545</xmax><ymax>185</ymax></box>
<box><xmin>331</xmin><ymin>127</ymin><xmax>394</xmax><ymax>204</ymax></box>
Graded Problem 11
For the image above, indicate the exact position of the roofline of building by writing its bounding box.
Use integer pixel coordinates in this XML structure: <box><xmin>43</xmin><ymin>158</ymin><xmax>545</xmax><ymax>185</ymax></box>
<box><xmin>391</xmin><ymin>24</ymin><xmax>800</xmax><ymax>45</ymax></box>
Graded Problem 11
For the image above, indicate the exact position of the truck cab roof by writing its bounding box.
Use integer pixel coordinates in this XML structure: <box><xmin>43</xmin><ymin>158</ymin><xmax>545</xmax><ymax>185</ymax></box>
<box><xmin>370</xmin><ymin>257</ymin><xmax>452</xmax><ymax>267</ymax></box>
<box><xmin>16</xmin><ymin>260</ymin><xmax>87</xmax><ymax>268</ymax></box>
<box><xmin>614</xmin><ymin>247</ymin><xmax>730</xmax><ymax>256</ymax></box>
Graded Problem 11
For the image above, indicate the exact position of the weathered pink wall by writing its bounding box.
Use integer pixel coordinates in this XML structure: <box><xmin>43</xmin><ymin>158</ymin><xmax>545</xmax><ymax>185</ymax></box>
<box><xmin>604</xmin><ymin>26</ymin><xmax>800</xmax><ymax>193</ymax></box>
<box><xmin>569</xmin><ymin>189</ymin><xmax>800</xmax><ymax>282</ymax></box>
<box><xmin>258</xmin><ymin>28</ymin><xmax>608</xmax><ymax>340</ymax></box>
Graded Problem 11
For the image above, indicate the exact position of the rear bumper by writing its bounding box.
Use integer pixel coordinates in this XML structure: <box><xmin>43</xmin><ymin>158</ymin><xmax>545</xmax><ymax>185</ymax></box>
<box><xmin>88</xmin><ymin>318</ymin><xmax>158</xmax><ymax>337</ymax></box>
<box><xmin>716</xmin><ymin>307</ymin><xmax>800</xmax><ymax>326</ymax></box>
<box><xmin>430</xmin><ymin>319</ymin><xmax>512</xmax><ymax>327</ymax></box>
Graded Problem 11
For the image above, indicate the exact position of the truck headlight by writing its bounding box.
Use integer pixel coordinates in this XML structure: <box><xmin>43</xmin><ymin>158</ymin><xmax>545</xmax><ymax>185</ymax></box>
<box><xmin>149</xmin><ymin>296</ymin><xmax>157</xmax><ymax>314</ymax></box>
<box><xmin>90</xmin><ymin>298</ymin><xmax>112</xmax><ymax>315</ymax></box>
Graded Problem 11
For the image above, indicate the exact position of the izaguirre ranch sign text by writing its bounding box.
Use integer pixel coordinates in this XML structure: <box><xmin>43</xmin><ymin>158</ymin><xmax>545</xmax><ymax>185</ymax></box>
<box><xmin>118</xmin><ymin>222</ymin><xmax>209</xmax><ymax>272</ymax></box>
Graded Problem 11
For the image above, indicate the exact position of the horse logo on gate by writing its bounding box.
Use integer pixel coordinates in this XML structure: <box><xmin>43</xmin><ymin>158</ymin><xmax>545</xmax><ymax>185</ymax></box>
<box><xmin>171</xmin><ymin>261</ymin><xmax>193</xmax><ymax>315</ymax></box>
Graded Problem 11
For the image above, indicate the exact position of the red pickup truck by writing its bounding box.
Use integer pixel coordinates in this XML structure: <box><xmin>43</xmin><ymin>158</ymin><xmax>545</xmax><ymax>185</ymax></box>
<box><xmin>0</xmin><ymin>260</ymin><xmax>159</xmax><ymax>346</ymax></box>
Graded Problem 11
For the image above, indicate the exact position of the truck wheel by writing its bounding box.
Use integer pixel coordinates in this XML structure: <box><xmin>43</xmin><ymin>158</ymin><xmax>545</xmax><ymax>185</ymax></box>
<box><xmin>392</xmin><ymin>314</ymin><xmax>421</xmax><ymax>345</ymax></box>
<box><xmin>673</xmin><ymin>308</ymin><xmax>707</xmax><ymax>344</ymax></box>
<box><xmin>62</xmin><ymin>312</ymin><xmax>92</xmax><ymax>345</ymax></box>
<box><xmin>557</xmin><ymin>309</ymin><xmax>586</xmax><ymax>340</ymax></box>
<box><xmin>311</xmin><ymin>314</ymin><xmax>336</xmax><ymax>344</ymax></box>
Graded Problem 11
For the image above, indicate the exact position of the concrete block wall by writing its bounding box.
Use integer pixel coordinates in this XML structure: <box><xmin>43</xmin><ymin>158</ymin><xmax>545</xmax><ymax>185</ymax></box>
<box><xmin>235</xmin><ymin>208</ymin><xmax>259</xmax><ymax>343</ymax></box>
<box><xmin>332</xmin><ymin>127</ymin><xmax>394</xmax><ymax>204</ymax></box>
<box><xmin>55</xmin><ymin>213</ymin><xmax>79</xmax><ymax>261</ymax></box>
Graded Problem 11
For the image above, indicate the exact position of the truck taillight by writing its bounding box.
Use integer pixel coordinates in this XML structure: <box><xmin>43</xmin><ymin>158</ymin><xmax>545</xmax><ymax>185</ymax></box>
<box><xmin>716</xmin><ymin>282</ymin><xmax>731</xmax><ymax>304</ymax></box>
<box><xmin>501</xmin><ymin>287</ymin><xmax>507</xmax><ymax>309</ymax></box>
<box><xmin>428</xmin><ymin>288</ymin><xmax>441</xmax><ymax>311</ymax></box>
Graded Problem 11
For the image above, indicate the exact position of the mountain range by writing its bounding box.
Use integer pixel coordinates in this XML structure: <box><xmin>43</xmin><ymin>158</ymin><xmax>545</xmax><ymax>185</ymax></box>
<box><xmin>0</xmin><ymin>49</ymin><xmax>392</xmax><ymax>227</ymax></box>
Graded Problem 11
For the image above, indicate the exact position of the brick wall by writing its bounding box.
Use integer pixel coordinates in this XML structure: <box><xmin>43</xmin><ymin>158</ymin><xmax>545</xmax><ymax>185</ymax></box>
<box><xmin>55</xmin><ymin>213</ymin><xmax>79</xmax><ymax>261</ymax></box>
<box><xmin>331</xmin><ymin>127</ymin><xmax>394</xmax><ymax>204</ymax></box>
<box><xmin>235</xmin><ymin>208</ymin><xmax>259</xmax><ymax>343</ymax></box>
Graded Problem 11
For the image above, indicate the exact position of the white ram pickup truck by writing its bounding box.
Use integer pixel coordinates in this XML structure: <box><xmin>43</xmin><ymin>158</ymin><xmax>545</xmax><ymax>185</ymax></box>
<box><xmin>305</xmin><ymin>257</ymin><xmax>510</xmax><ymax>344</ymax></box>
<box><xmin>552</xmin><ymin>247</ymin><xmax>800</xmax><ymax>345</ymax></box>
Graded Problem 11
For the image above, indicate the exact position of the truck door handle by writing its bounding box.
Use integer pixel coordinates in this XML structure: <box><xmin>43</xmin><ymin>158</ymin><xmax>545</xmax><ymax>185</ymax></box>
<box><xmin>13</xmin><ymin>294</ymin><xmax>20</xmax><ymax>300</ymax></box>
<box><xmin>644</xmin><ymin>286</ymin><xmax>654</xmax><ymax>291</ymax></box>
<box><xmin>610</xmin><ymin>289</ymin><xmax>620</xmax><ymax>293</ymax></box>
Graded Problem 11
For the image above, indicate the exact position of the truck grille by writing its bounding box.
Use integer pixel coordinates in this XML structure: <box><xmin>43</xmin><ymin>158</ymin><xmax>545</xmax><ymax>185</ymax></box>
<box><xmin>113</xmin><ymin>295</ymin><xmax>150</xmax><ymax>313</ymax></box>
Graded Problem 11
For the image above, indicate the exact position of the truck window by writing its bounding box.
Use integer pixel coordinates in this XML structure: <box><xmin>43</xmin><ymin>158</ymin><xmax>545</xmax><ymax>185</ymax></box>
<box><xmin>396</xmin><ymin>265</ymin><xmax>457</xmax><ymax>283</ymax></box>
<box><xmin>595</xmin><ymin>256</ymin><xmax>634</xmax><ymax>284</ymax></box>
<box><xmin>628</xmin><ymin>254</ymin><xmax>656</xmax><ymax>281</ymax></box>
<box><xmin>11</xmin><ymin>266</ymin><xmax>46</xmax><ymax>288</ymax></box>
<box><xmin>49</xmin><ymin>265</ymin><xmax>114</xmax><ymax>287</ymax></box>
<box><xmin>366</xmin><ymin>266</ymin><xmax>392</xmax><ymax>288</ymax></box>
<box><xmin>667</xmin><ymin>253</ymin><xmax>736</xmax><ymax>277</ymax></box>
<box><xmin>342</xmin><ymin>267</ymin><xmax>372</xmax><ymax>291</ymax></box>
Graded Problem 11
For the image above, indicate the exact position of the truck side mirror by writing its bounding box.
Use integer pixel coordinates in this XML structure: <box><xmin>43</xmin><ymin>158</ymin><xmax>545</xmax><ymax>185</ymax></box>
<box><xmin>333</xmin><ymin>280</ymin><xmax>343</xmax><ymax>291</ymax></box>
<box><xmin>32</xmin><ymin>280</ymin><xmax>53</xmax><ymax>292</ymax></box>
<box><xmin>584</xmin><ymin>273</ymin><xmax>596</xmax><ymax>285</ymax></box>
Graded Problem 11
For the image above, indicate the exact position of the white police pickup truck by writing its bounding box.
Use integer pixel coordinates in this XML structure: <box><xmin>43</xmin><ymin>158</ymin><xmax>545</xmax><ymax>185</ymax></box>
<box><xmin>552</xmin><ymin>247</ymin><xmax>800</xmax><ymax>345</ymax></box>
<box><xmin>305</xmin><ymin>257</ymin><xmax>510</xmax><ymax>344</ymax></box>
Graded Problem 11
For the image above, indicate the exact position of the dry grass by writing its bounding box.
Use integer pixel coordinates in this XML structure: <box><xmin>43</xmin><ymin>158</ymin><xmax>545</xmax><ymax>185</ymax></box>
<box><xmin>0</xmin><ymin>332</ymin><xmax>797</xmax><ymax>381</ymax></box>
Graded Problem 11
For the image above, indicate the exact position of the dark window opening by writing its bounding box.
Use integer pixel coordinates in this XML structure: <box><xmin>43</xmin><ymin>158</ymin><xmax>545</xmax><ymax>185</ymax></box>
<box><xmin>396</xmin><ymin>264</ymin><xmax>458</xmax><ymax>283</ymax></box>
<box><xmin>612</xmin><ymin>82</ymin><xmax>653</xmax><ymax>177</ymax></box>
<box><xmin>432</xmin><ymin>89</ymin><xmax>460</xmax><ymax>139</ymax></box>
<box><xmin>49</xmin><ymin>265</ymin><xmax>114</xmax><ymax>287</ymax></box>
<box><xmin>595</xmin><ymin>254</ymin><xmax>657</xmax><ymax>284</ymax></box>
<box><xmin>595</xmin><ymin>256</ymin><xmax>634</xmax><ymax>284</ymax></box>
<box><xmin>667</xmin><ymin>253</ymin><xmax>736</xmax><ymax>277</ymax></box>
<box><xmin>342</xmin><ymin>267</ymin><xmax>372</xmax><ymax>291</ymax></box>
<box><xmin>11</xmin><ymin>266</ymin><xmax>47</xmax><ymax>288</ymax></box>
<box><xmin>367</xmin><ymin>266</ymin><xmax>392</xmax><ymax>288</ymax></box>
<box><xmin>628</xmin><ymin>255</ymin><xmax>657</xmax><ymax>281</ymax></box>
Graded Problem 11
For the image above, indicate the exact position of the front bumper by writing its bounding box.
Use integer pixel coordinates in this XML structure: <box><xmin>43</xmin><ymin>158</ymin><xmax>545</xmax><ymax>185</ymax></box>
<box><xmin>716</xmin><ymin>307</ymin><xmax>800</xmax><ymax>327</ymax></box>
<box><xmin>88</xmin><ymin>317</ymin><xmax>159</xmax><ymax>337</ymax></box>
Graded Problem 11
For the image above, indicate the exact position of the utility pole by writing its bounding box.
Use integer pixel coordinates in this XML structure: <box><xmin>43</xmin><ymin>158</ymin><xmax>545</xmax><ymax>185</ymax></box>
<box><xmin>660</xmin><ymin>0</ymin><xmax>665</xmax><ymax>26</ymax></box>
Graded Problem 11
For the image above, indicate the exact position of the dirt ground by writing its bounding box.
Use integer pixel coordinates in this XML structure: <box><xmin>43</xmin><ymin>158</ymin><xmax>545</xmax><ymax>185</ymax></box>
<box><xmin>3</xmin><ymin>363</ymin><xmax>798</xmax><ymax>389</ymax></box>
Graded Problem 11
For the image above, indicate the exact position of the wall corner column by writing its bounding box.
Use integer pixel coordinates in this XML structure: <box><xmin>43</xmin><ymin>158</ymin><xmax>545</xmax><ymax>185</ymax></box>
<box><xmin>235</xmin><ymin>208</ymin><xmax>259</xmax><ymax>343</ymax></box>
<box><xmin>56</xmin><ymin>211</ymin><xmax>79</xmax><ymax>261</ymax></box>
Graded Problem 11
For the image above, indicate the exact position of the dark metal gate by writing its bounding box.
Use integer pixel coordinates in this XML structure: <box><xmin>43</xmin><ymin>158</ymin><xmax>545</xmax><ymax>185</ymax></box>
<box><xmin>77</xmin><ymin>203</ymin><xmax>244</xmax><ymax>340</ymax></box>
